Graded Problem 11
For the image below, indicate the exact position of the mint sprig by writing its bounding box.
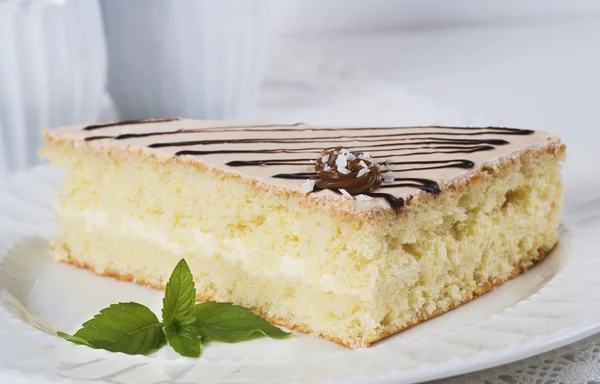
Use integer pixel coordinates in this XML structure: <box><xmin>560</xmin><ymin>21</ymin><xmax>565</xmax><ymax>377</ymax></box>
<box><xmin>194</xmin><ymin>302</ymin><xmax>291</xmax><ymax>343</ymax></box>
<box><xmin>58</xmin><ymin>302</ymin><xmax>166</xmax><ymax>355</ymax></box>
<box><xmin>161</xmin><ymin>259</ymin><xmax>201</xmax><ymax>357</ymax></box>
<box><xmin>165</xmin><ymin>324</ymin><xmax>202</xmax><ymax>357</ymax></box>
<box><xmin>57</xmin><ymin>332</ymin><xmax>95</xmax><ymax>348</ymax></box>
<box><xmin>58</xmin><ymin>259</ymin><xmax>291</xmax><ymax>357</ymax></box>
<box><xmin>162</xmin><ymin>259</ymin><xmax>196</xmax><ymax>328</ymax></box>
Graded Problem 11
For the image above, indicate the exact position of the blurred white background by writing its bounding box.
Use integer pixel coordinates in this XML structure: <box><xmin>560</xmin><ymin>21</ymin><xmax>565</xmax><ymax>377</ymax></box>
<box><xmin>271</xmin><ymin>0</ymin><xmax>600</xmax><ymax>34</ymax></box>
<box><xmin>1</xmin><ymin>0</ymin><xmax>599</xmax><ymax>174</ymax></box>
<box><xmin>267</xmin><ymin>0</ymin><xmax>600</xmax><ymax>153</ymax></box>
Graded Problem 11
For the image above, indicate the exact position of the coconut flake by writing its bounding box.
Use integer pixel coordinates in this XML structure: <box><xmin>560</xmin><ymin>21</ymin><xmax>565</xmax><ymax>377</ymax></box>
<box><xmin>323</xmin><ymin>164</ymin><xmax>333</xmax><ymax>172</ymax></box>
<box><xmin>356</xmin><ymin>167</ymin><xmax>371</xmax><ymax>178</ymax></box>
<box><xmin>335</xmin><ymin>153</ymin><xmax>348</xmax><ymax>169</ymax></box>
<box><xmin>359</xmin><ymin>152</ymin><xmax>373</xmax><ymax>161</ymax></box>
<box><xmin>356</xmin><ymin>194</ymin><xmax>373</xmax><ymax>201</ymax></box>
<box><xmin>301</xmin><ymin>179</ymin><xmax>315</xmax><ymax>193</ymax></box>
<box><xmin>358</xmin><ymin>160</ymin><xmax>368</xmax><ymax>168</ymax></box>
<box><xmin>339</xmin><ymin>189</ymin><xmax>352</xmax><ymax>199</ymax></box>
<box><xmin>384</xmin><ymin>173</ymin><xmax>396</xmax><ymax>183</ymax></box>
<box><xmin>346</xmin><ymin>152</ymin><xmax>356</xmax><ymax>161</ymax></box>
<box><xmin>338</xmin><ymin>166</ymin><xmax>351</xmax><ymax>175</ymax></box>
<box><xmin>321</xmin><ymin>154</ymin><xmax>330</xmax><ymax>163</ymax></box>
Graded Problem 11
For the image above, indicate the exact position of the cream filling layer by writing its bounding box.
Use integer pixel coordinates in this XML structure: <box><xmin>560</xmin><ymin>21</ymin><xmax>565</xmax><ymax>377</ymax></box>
<box><xmin>57</xmin><ymin>207</ymin><xmax>376</xmax><ymax>297</ymax></box>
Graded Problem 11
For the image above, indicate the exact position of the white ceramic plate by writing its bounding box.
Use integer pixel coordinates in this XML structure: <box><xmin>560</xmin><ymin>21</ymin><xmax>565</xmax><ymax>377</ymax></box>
<box><xmin>0</xmin><ymin>151</ymin><xmax>599</xmax><ymax>384</ymax></box>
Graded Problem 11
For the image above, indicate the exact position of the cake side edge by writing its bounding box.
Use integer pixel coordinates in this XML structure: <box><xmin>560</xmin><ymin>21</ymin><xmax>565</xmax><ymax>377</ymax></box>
<box><xmin>55</xmin><ymin>243</ymin><xmax>553</xmax><ymax>349</ymax></box>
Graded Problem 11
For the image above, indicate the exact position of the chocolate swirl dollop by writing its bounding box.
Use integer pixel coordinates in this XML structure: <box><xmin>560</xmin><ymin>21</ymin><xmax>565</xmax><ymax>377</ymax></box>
<box><xmin>315</xmin><ymin>147</ymin><xmax>382</xmax><ymax>194</ymax></box>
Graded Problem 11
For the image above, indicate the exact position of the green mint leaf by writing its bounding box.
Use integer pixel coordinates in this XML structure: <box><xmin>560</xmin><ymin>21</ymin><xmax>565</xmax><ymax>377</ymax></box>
<box><xmin>193</xmin><ymin>302</ymin><xmax>291</xmax><ymax>343</ymax></box>
<box><xmin>69</xmin><ymin>302</ymin><xmax>166</xmax><ymax>355</ymax></box>
<box><xmin>162</xmin><ymin>259</ymin><xmax>196</xmax><ymax>328</ymax></box>
<box><xmin>161</xmin><ymin>259</ymin><xmax>202</xmax><ymax>358</ymax></box>
<box><xmin>165</xmin><ymin>323</ymin><xmax>202</xmax><ymax>358</ymax></box>
<box><xmin>57</xmin><ymin>332</ymin><xmax>95</xmax><ymax>348</ymax></box>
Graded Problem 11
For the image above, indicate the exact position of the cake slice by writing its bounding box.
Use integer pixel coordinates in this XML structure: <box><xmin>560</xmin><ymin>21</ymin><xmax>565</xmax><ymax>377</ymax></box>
<box><xmin>40</xmin><ymin>119</ymin><xmax>565</xmax><ymax>348</ymax></box>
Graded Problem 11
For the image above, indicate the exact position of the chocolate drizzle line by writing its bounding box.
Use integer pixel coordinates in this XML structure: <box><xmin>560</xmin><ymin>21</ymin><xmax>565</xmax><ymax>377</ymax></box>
<box><xmin>85</xmin><ymin>122</ymin><xmax>531</xmax><ymax>136</ymax></box>
<box><xmin>84</xmin><ymin>123</ymin><xmax>303</xmax><ymax>140</ymax></box>
<box><xmin>176</xmin><ymin>145</ymin><xmax>495</xmax><ymax>157</ymax></box>
<box><xmin>227</xmin><ymin>159</ymin><xmax>475</xmax><ymax>170</ymax></box>
<box><xmin>76</xmin><ymin>120</ymin><xmax>535</xmax><ymax>210</ymax></box>
<box><xmin>147</xmin><ymin>137</ymin><xmax>509</xmax><ymax>149</ymax></box>
<box><xmin>83</xmin><ymin>118</ymin><xmax>181</xmax><ymax>131</ymax></box>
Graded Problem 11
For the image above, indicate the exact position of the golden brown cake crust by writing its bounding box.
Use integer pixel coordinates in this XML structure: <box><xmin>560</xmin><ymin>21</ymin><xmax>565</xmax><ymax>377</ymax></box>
<box><xmin>59</xmin><ymin>244</ymin><xmax>554</xmax><ymax>349</ymax></box>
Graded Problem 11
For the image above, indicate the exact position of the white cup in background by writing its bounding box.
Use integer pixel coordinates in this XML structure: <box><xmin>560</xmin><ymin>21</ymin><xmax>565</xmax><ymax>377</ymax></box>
<box><xmin>0</xmin><ymin>0</ymin><xmax>107</xmax><ymax>175</ymax></box>
<box><xmin>101</xmin><ymin>0</ymin><xmax>270</xmax><ymax>121</ymax></box>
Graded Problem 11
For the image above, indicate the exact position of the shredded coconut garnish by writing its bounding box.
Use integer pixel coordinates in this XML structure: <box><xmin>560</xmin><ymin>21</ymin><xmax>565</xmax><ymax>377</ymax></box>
<box><xmin>356</xmin><ymin>167</ymin><xmax>371</xmax><ymax>178</ymax></box>
<box><xmin>384</xmin><ymin>173</ymin><xmax>396</xmax><ymax>183</ymax></box>
<box><xmin>337</xmin><ymin>166</ymin><xmax>351</xmax><ymax>175</ymax></box>
<box><xmin>356</xmin><ymin>194</ymin><xmax>373</xmax><ymax>201</ymax></box>
<box><xmin>336</xmin><ymin>153</ymin><xmax>348</xmax><ymax>169</ymax></box>
<box><xmin>339</xmin><ymin>188</ymin><xmax>352</xmax><ymax>199</ymax></box>
<box><xmin>301</xmin><ymin>179</ymin><xmax>315</xmax><ymax>193</ymax></box>
<box><xmin>315</xmin><ymin>147</ymin><xmax>383</xmax><ymax>194</ymax></box>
